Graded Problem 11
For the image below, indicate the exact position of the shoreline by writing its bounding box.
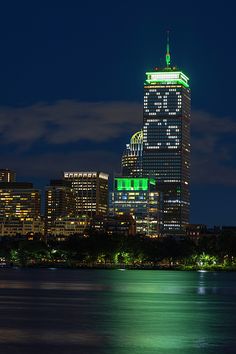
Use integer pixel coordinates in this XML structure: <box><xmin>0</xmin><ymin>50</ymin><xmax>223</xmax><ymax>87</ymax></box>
<box><xmin>2</xmin><ymin>264</ymin><xmax>236</xmax><ymax>271</ymax></box>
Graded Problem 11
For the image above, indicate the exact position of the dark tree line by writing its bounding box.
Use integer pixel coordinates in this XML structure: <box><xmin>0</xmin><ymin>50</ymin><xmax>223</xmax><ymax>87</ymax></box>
<box><xmin>0</xmin><ymin>230</ymin><xmax>236</xmax><ymax>269</ymax></box>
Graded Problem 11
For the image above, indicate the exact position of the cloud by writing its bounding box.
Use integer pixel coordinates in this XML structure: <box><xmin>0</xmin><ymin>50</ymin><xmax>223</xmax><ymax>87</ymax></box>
<box><xmin>0</xmin><ymin>101</ymin><xmax>236</xmax><ymax>186</ymax></box>
<box><xmin>0</xmin><ymin>100</ymin><xmax>142</xmax><ymax>145</ymax></box>
<box><xmin>191</xmin><ymin>110</ymin><xmax>236</xmax><ymax>186</ymax></box>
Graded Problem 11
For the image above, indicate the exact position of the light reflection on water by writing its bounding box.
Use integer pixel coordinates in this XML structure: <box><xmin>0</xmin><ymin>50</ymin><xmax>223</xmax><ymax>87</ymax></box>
<box><xmin>0</xmin><ymin>269</ymin><xmax>236</xmax><ymax>354</ymax></box>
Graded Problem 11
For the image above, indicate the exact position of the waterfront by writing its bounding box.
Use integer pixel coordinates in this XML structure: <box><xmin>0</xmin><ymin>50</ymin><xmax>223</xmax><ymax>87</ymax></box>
<box><xmin>0</xmin><ymin>270</ymin><xmax>236</xmax><ymax>353</ymax></box>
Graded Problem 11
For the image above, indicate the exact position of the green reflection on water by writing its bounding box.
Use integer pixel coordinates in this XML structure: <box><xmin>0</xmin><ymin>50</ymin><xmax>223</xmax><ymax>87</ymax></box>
<box><xmin>99</xmin><ymin>270</ymin><xmax>236</xmax><ymax>354</ymax></box>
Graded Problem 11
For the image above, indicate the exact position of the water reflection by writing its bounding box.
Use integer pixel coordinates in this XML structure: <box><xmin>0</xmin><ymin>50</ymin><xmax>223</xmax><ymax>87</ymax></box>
<box><xmin>104</xmin><ymin>271</ymin><xmax>236</xmax><ymax>354</ymax></box>
<box><xmin>0</xmin><ymin>270</ymin><xmax>236</xmax><ymax>354</ymax></box>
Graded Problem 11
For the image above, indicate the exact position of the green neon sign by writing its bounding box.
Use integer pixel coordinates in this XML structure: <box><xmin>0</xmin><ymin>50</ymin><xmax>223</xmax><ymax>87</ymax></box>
<box><xmin>115</xmin><ymin>178</ymin><xmax>156</xmax><ymax>191</ymax></box>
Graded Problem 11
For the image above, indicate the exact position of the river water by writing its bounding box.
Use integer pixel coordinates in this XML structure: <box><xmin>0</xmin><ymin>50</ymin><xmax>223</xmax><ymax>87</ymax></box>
<box><xmin>0</xmin><ymin>269</ymin><xmax>236</xmax><ymax>353</ymax></box>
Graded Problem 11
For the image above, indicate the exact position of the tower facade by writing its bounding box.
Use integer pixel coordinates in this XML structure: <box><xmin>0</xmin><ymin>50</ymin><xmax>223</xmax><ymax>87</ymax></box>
<box><xmin>142</xmin><ymin>40</ymin><xmax>191</xmax><ymax>233</ymax></box>
<box><xmin>45</xmin><ymin>179</ymin><xmax>76</xmax><ymax>235</ymax></box>
<box><xmin>112</xmin><ymin>177</ymin><xmax>160</xmax><ymax>236</ymax></box>
<box><xmin>63</xmin><ymin>172</ymin><xmax>109</xmax><ymax>217</ymax></box>
<box><xmin>122</xmin><ymin>130</ymin><xmax>143</xmax><ymax>177</ymax></box>
<box><xmin>0</xmin><ymin>182</ymin><xmax>41</xmax><ymax>221</ymax></box>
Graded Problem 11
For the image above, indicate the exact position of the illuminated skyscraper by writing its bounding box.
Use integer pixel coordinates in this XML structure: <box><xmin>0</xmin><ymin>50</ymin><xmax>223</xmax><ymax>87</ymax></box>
<box><xmin>142</xmin><ymin>33</ymin><xmax>191</xmax><ymax>233</ymax></box>
<box><xmin>45</xmin><ymin>179</ymin><xmax>76</xmax><ymax>235</ymax></box>
<box><xmin>0</xmin><ymin>182</ymin><xmax>41</xmax><ymax>222</ymax></box>
<box><xmin>112</xmin><ymin>177</ymin><xmax>160</xmax><ymax>236</ymax></box>
<box><xmin>122</xmin><ymin>131</ymin><xmax>143</xmax><ymax>177</ymax></box>
<box><xmin>64</xmin><ymin>172</ymin><xmax>109</xmax><ymax>217</ymax></box>
<box><xmin>0</xmin><ymin>182</ymin><xmax>42</xmax><ymax>237</ymax></box>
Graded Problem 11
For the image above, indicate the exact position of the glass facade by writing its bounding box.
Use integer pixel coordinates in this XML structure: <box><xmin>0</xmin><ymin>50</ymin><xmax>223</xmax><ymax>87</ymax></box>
<box><xmin>64</xmin><ymin>172</ymin><xmax>109</xmax><ymax>217</ymax></box>
<box><xmin>45</xmin><ymin>180</ymin><xmax>76</xmax><ymax>235</ymax></box>
<box><xmin>112</xmin><ymin>178</ymin><xmax>160</xmax><ymax>237</ymax></box>
<box><xmin>142</xmin><ymin>72</ymin><xmax>191</xmax><ymax>233</ymax></box>
<box><xmin>122</xmin><ymin>131</ymin><xmax>143</xmax><ymax>177</ymax></box>
<box><xmin>0</xmin><ymin>183</ymin><xmax>41</xmax><ymax>222</ymax></box>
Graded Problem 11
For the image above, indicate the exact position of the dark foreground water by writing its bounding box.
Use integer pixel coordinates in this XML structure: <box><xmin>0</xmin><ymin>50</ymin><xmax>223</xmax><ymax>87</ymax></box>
<box><xmin>0</xmin><ymin>270</ymin><xmax>236</xmax><ymax>354</ymax></box>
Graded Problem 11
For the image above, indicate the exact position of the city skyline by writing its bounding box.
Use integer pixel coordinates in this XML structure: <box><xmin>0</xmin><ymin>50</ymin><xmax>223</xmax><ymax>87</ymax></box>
<box><xmin>121</xmin><ymin>40</ymin><xmax>191</xmax><ymax>233</ymax></box>
<box><xmin>0</xmin><ymin>1</ymin><xmax>235</xmax><ymax>226</ymax></box>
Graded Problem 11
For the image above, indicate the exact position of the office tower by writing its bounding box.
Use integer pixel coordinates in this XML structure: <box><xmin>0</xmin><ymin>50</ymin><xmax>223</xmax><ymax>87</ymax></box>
<box><xmin>0</xmin><ymin>182</ymin><xmax>41</xmax><ymax>236</ymax></box>
<box><xmin>142</xmin><ymin>35</ymin><xmax>191</xmax><ymax>233</ymax></box>
<box><xmin>0</xmin><ymin>169</ymin><xmax>16</xmax><ymax>182</ymax></box>
<box><xmin>0</xmin><ymin>182</ymin><xmax>41</xmax><ymax>220</ymax></box>
<box><xmin>122</xmin><ymin>130</ymin><xmax>143</xmax><ymax>177</ymax></box>
<box><xmin>112</xmin><ymin>177</ymin><xmax>160</xmax><ymax>236</ymax></box>
<box><xmin>64</xmin><ymin>172</ymin><xmax>109</xmax><ymax>216</ymax></box>
<box><xmin>45</xmin><ymin>179</ymin><xmax>76</xmax><ymax>235</ymax></box>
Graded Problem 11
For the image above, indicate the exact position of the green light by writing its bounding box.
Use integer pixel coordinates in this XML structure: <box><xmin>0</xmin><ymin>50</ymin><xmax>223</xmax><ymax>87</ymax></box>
<box><xmin>130</xmin><ymin>130</ymin><xmax>143</xmax><ymax>144</ymax></box>
<box><xmin>115</xmin><ymin>178</ymin><xmax>156</xmax><ymax>191</ymax></box>
<box><xmin>150</xmin><ymin>179</ymin><xmax>156</xmax><ymax>186</ymax></box>
<box><xmin>145</xmin><ymin>71</ymin><xmax>189</xmax><ymax>88</ymax></box>
<box><xmin>166</xmin><ymin>30</ymin><xmax>171</xmax><ymax>67</ymax></box>
<box><xmin>166</xmin><ymin>53</ymin><xmax>171</xmax><ymax>68</ymax></box>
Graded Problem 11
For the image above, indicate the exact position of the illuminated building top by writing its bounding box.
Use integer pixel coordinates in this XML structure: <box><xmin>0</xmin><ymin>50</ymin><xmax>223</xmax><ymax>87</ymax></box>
<box><xmin>145</xmin><ymin>32</ymin><xmax>189</xmax><ymax>88</ymax></box>
<box><xmin>130</xmin><ymin>130</ymin><xmax>143</xmax><ymax>145</ymax></box>
<box><xmin>145</xmin><ymin>71</ymin><xmax>189</xmax><ymax>88</ymax></box>
<box><xmin>115</xmin><ymin>178</ymin><xmax>156</xmax><ymax>191</ymax></box>
<box><xmin>166</xmin><ymin>30</ymin><xmax>171</xmax><ymax>68</ymax></box>
<box><xmin>64</xmin><ymin>172</ymin><xmax>109</xmax><ymax>180</ymax></box>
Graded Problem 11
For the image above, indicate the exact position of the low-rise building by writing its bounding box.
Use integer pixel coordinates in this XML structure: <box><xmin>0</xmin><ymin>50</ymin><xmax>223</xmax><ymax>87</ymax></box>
<box><xmin>90</xmin><ymin>214</ymin><xmax>136</xmax><ymax>236</ymax></box>
<box><xmin>50</xmin><ymin>215</ymin><xmax>90</xmax><ymax>240</ymax></box>
<box><xmin>186</xmin><ymin>224</ymin><xmax>208</xmax><ymax>238</ymax></box>
<box><xmin>0</xmin><ymin>218</ymin><xmax>44</xmax><ymax>237</ymax></box>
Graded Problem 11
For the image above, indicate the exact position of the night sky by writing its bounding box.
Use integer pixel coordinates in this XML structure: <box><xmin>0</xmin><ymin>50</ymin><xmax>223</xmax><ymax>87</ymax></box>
<box><xmin>0</xmin><ymin>1</ymin><xmax>235</xmax><ymax>226</ymax></box>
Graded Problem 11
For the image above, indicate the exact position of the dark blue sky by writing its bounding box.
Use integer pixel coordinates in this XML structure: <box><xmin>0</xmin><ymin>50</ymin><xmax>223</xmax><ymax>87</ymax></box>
<box><xmin>0</xmin><ymin>0</ymin><xmax>235</xmax><ymax>226</ymax></box>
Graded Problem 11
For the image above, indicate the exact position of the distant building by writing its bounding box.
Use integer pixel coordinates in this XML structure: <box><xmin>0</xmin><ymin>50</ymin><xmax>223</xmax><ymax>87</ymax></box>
<box><xmin>122</xmin><ymin>131</ymin><xmax>143</xmax><ymax>177</ymax></box>
<box><xmin>0</xmin><ymin>169</ymin><xmax>16</xmax><ymax>183</ymax></box>
<box><xmin>90</xmin><ymin>214</ymin><xmax>136</xmax><ymax>236</ymax></box>
<box><xmin>0</xmin><ymin>218</ymin><xmax>44</xmax><ymax>237</ymax></box>
<box><xmin>0</xmin><ymin>182</ymin><xmax>41</xmax><ymax>236</ymax></box>
<box><xmin>186</xmin><ymin>224</ymin><xmax>208</xmax><ymax>238</ymax></box>
<box><xmin>112</xmin><ymin>177</ymin><xmax>160</xmax><ymax>237</ymax></box>
<box><xmin>186</xmin><ymin>224</ymin><xmax>221</xmax><ymax>240</ymax></box>
<box><xmin>64</xmin><ymin>172</ymin><xmax>109</xmax><ymax>217</ymax></box>
<box><xmin>50</xmin><ymin>215</ymin><xmax>90</xmax><ymax>240</ymax></box>
<box><xmin>0</xmin><ymin>182</ymin><xmax>41</xmax><ymax>221</ymax></box>
<box><xmin>45</xmin><ymin>179</ymin><xmax>76</xmax><ymax>235</ymax></box>
<box><xmin>221</xmin><ymin>226</ymin><xmax>236</xmax><ymax>234</ymax></box>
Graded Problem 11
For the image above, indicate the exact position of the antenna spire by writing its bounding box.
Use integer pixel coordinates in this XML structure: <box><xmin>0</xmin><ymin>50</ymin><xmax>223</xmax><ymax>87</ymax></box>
<box><xmin>166</xmin><ymin>30</ymin><xmax>171</xmax><ymax>68</ymax></box>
